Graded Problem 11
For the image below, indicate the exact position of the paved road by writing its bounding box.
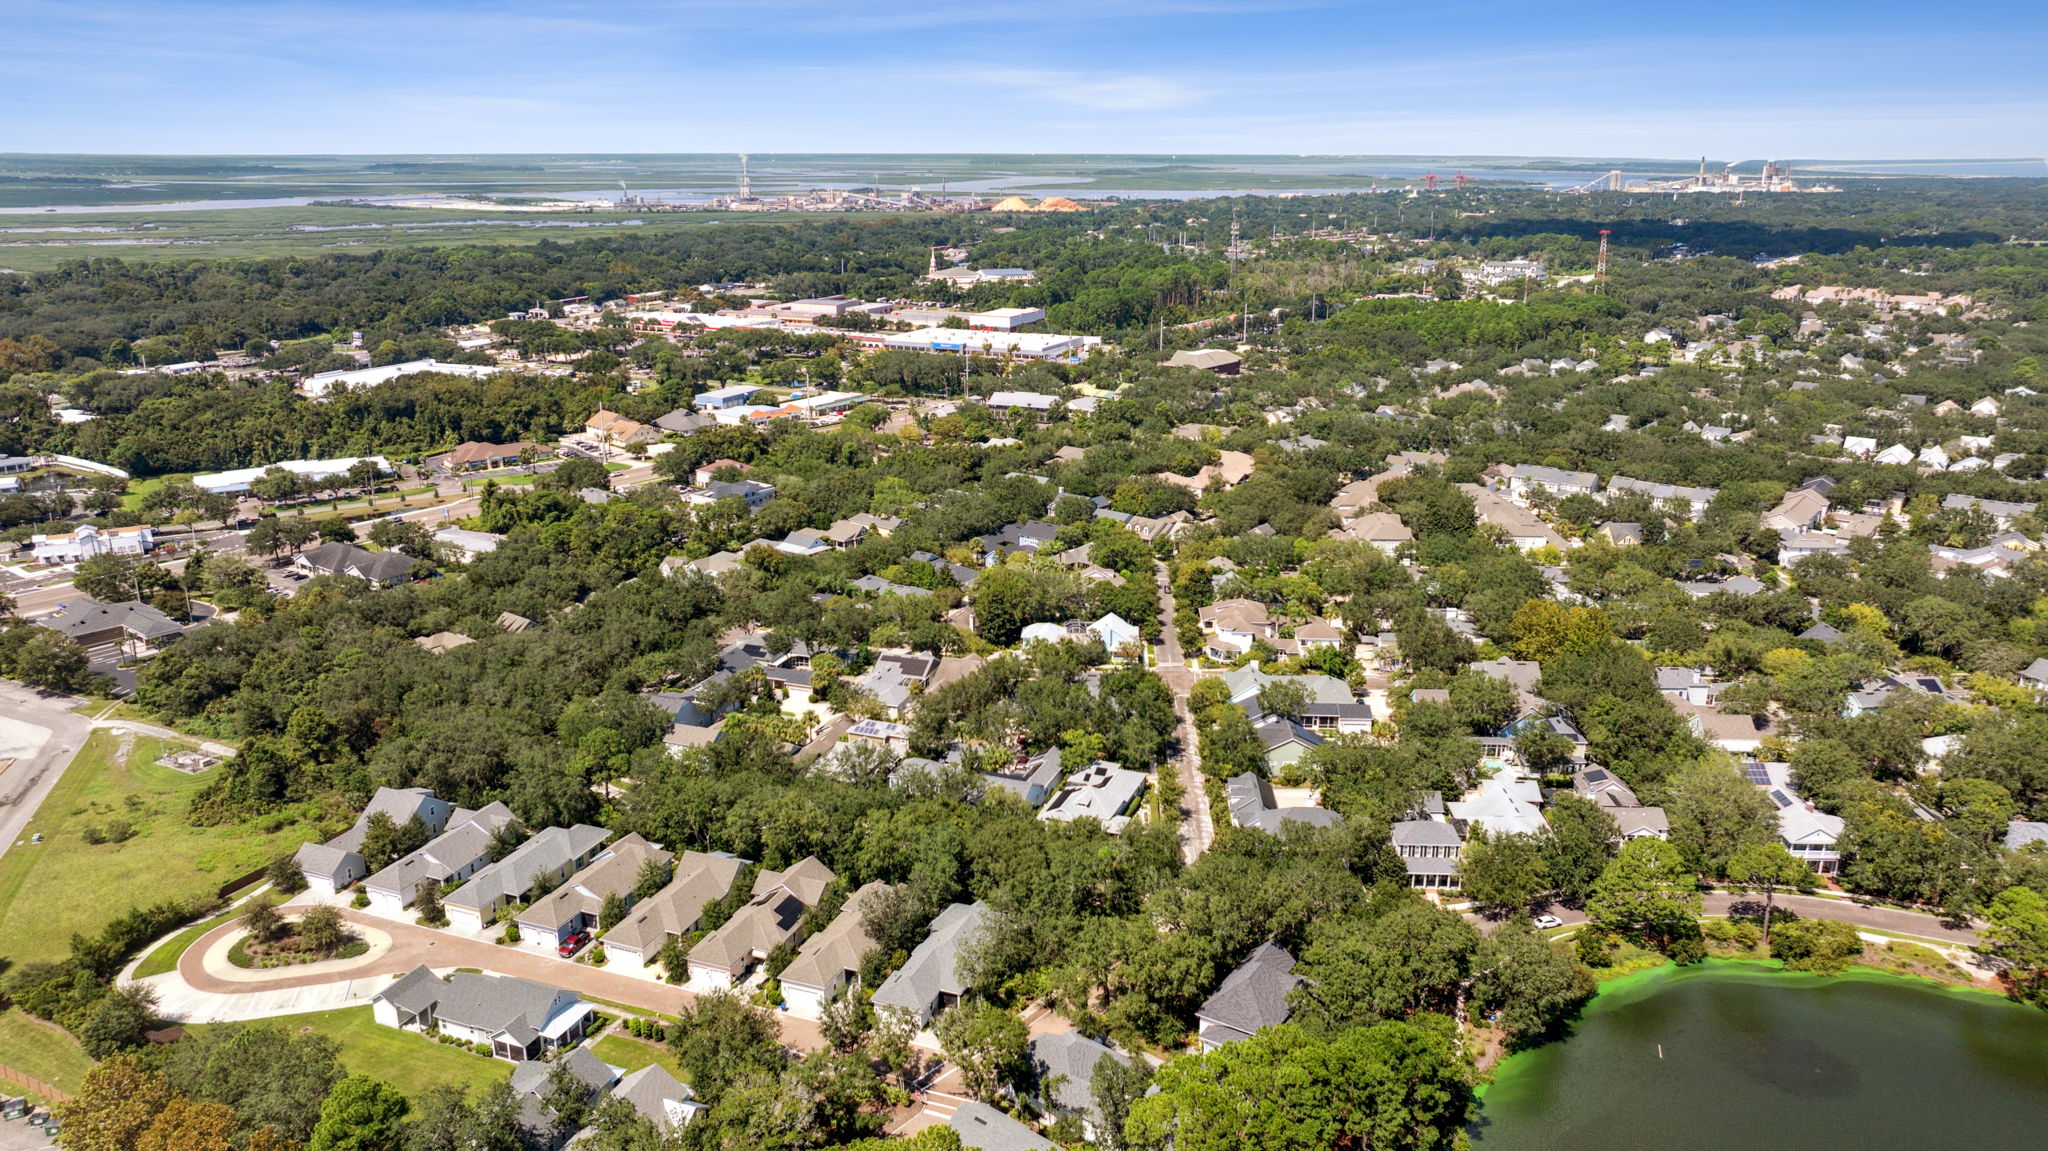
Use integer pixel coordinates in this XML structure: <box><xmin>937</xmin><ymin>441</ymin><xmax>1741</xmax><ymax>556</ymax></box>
<box><xmin>1152</xmin><ymin>564</ymin><xmax>1212</xmax><ymax>862</ymax></box>
<box><xmin>168</xmin><ymin>907</ymin><xmax>827</xmax><ymax>1050</ymax></box>
<box><xmin>0</xmin><ymin>685</ymin><xmax>92</xmax><ymax>867</ymax></box>
<box><xmin>1510</xmin><ymin>890</ymin><xmax>1979</xmax><ymax>945</ymax></box>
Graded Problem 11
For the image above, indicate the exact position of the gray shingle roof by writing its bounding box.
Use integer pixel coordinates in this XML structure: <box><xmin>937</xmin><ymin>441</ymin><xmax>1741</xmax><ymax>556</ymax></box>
<box><xmin>871</xmin><ymin>901</ymin><xmax>990</xmax><ymax>1017</ymax></box>
<box><xmin>780</xmin><ymin>881</ymin><xmax>894</xmax><ymax>993</ymax></box>
<box><xmin>1197</xmin><ymin>942</ymin><xmax>1299</xmax><ymax>1046</ymax></box>
<box><xmin>443</xmin><ymin>824</ymin><xmax>611</xmax><ymax>913</ymax></box>
<box><xmin>949</xmin><ymin>1101</ymin><xmax>1055</xmax><ymax>1151</ymax></box>
<box><xmin>603</xmin><ymin>851</ymin><xmax>749</xmax><ymax>955</ymax></box>
<box><xmin>375</xmin><ymin>966</ymin><xmax>582</xmax><ymax>1041</ymax></box>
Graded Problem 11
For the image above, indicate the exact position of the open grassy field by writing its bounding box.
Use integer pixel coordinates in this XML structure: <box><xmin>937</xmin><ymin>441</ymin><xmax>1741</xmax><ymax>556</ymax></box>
<box><xmin>194</xmin><ymin>1007</ymin><xmax>509</xmax><ymax>1099</ymax></box>
<box><xmin>0</xmin><ymin>731</ymin><xmax>319</xmax><ymax>965</ymax></box>
<box><xmin>0</xmin><ymin>1009</ymin><xmax>93</xmax><ymax>1095</ymax></box>
<box><xmin>589</xmin><ymin>1032</ymin><xmax>686</xmax><ymax>1081</ymax></box>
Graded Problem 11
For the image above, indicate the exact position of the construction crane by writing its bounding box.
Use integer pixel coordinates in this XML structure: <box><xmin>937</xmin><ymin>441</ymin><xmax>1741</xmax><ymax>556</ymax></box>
<box><xmin>1453</xmin><ymin>171</ymin><xmax>1471</xmax><ymax>189</ymax></box>
<box><xmin>1423</xmin><ymin>171</ymin><xmax>1439</xmax><ymax>192</ymax></box>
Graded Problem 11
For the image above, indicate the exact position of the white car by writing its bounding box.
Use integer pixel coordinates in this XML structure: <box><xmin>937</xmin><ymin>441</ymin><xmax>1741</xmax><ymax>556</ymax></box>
<box><xmin>1532</xmin><ymin>914</ymin><xmax>1563</xmax><ymax>930</ymax></box>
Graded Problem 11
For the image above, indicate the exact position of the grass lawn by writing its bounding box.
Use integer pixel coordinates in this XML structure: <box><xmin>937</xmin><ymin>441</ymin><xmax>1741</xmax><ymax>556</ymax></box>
<box><xmin>0</xmin><ymin>731</ymin><xmax>322</xmax><ymax>965</ymax></box>
<box><xmin>133</xmin><ymin>903</ymin><xmax>244</xmax><ymax>978</ymax></box>
<box><xmin>196</xmin><ymin>1007</ymin><xmax>510</xmax><ymax>1099</ymax></box>
<box><xmin>590</xmin><ymin>1033</ymin><xmax>686</xmax><ymax>1081</ymax></box>
<box><xmin>0</xmin><ymin>1009</ymin><xmax>93</xmax><ymax>1095</ymax></box>
<box><xmin>121</xmin><ymin>473</ymin><xmax>191</xmax><ymax>513</ymax></box>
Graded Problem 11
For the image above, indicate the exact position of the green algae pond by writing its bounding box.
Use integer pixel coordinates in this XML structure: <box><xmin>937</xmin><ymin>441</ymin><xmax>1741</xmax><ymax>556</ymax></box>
<box><xmin>1470</xmin><ymin>963</ymin><xmax>2048</xmax><ymax>1150</ymax></box>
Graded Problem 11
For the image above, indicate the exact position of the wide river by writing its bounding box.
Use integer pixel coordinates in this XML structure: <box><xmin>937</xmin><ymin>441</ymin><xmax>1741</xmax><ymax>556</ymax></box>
<box><xmin>1470</xmin><ymin>963</ymin><xmax>2048</xmax><ymax>1150</ymax></box>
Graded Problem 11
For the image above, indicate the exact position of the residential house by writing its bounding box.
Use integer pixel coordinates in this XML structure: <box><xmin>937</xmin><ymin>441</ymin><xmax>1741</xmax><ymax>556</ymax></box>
<box><xmin>851</xmin><ymin>651</ymin><xmax>939</xmax><ymax>718</ymax></box>
<box><xmin>294</xmin><ymin>542</ymin><xmax>416</xmax><ymax>586</ymax></box>
<box><xmin>1252</xmin><ymin>715</ymin><xmax>1324</xmax><ymax>772</ymax></box>
<box><xmin>372</xmin><ymin>967</ymin><xmax>594</xmax><ymax>1061</ymax></box>
<box><xmin>1941</xmin><ymin>493</ymin><xmax>2037</xmax><ymax>530</ymax></box>
<box><xmin>1607</xmin><ymin>476</ymin><xmax>1718</xmax><ymax>519</ymax></box>
<box><xmin>1028</xmin><ymin>1031</ymin><xmax>1128</xmax><ymax>1143</ymax></box>
<box><xmin>870</xmin><ymin>901</ymin><xmax>991</xmax><ymax>1026</ymax></box>
<box><xmin>1460</xmin><ymin>484</ymin><xmax>1569</xmax><ymax>551</ymax></box>
<box><xmin>1196</xmin><ymin>942</ymin><xmax>1300</xmax><ymax>1051</ymax></box>
<box><xmin>685</xmin><ymin>479</ymin><xmax>777</xmax><ymax>510</ymax></box>
<box><xmin>293</xmin><ymin>787</ymin><xmax>453</xmax><ymax>896</ymax></box>
<box><xmin>2020</xmin><ymin>657</ymin><xmax>2048</xmax><ymax>695</ymax></box>
<box><xmin>1220</xmin><ymin>663</ymin><xmax>1356</xmax><ymax>716</ymax></box>
<box><xmin>1225</xmin><ymin>772</ymin><xmax>1344</xmax><ymax>836</ymax></box>
<box><xmin>596</xmin><ymin>1064</ymin><xmax>703</xmax><ymax>1135</ymax></box>
<box><xmin>779</xmin><ymin>881</ymin><xmax>896</xmax><ymax>1019</ymax></box>
<box><xmin>362</xmin><ymin>803</ymin><xmax>518</xmax><ymax>917</ymax></box>
<box><xmin>1677</xmin><ymin>700</ymin><xmax>1775</xmax><ymax>755</ymax></box>
<box><xmin>1764</xmin><ymin>488</ymin><xmax>1831</xmax><ymax>536</ymax></box>
<box><xmin>1504</xmin><ymin>464</ymin><xmax>1598</xmax><ymax>504</ymax></box>
<box><xmin>977</xmin><ymin>520</ymin><xmax>1059</xmax><ymax>563</ymax></box>
<box><xmin>1656</xmin><ymin>667</ymin><xmax>1719</xmax><ymax>706</ymax></box>
<box><xmin>1751</xmin><ymin>761</ymin><xmax>1844</xmax><ymax>874</ymax></box>
<box><xmin>602</xmin><ymin>851</ymin><xmax>750</xmax><ymax>980</ymax></box>
<box><xmin>1391</xmin><ymin>820</ymin><xmax>1463</xmax><ymax>890</ymax></box>
<box><xmin>982</xmin><ymin>747</ymin><xmax>1067</xmax><ymax>807</ymax></box>
<box><xmin>2006</xmin><ymin>821</ymin><xmax>2048</xmax><ymax>851</ymax></box>
<box><xmin>1038</xmin><ymin>760</ymin><xmax>1147</xmax><ymax>833</ymax></box>
<box><xmin>949</xmin><ymin>1102</ymin><xmax>1055</xmax><ymax>1151</ymax></box>
<box><xmin>1571</xmin><ymin>767</ymin><xmax>1669</xmax><ymax>840</ymax></box>
<box><xmin>1198</xmin><ymin>598</ymin><xmax>1277</xmax><ymax>658</ymax></box>
<box><xmin>515</xmin><ymin>833</ymin><xmax>673</xmax><ymax>952</ymax></box>
<box><xmin>511</xmin><ymin>1048</ymin><xmax>623</xmax><ymax>1147</ymax></box>
<box><xmin>442</xmin><ymin>825</ymin><xmax>613</xmax><ymax>931</ymax></box>
<box><xmin>1341</xmin><ymin>511</ymin><xmax>1412</xmax><ymax>554</ymax></box>
<box><xmin>1089</xmin><ymin>612</ymin><xmax>1143</xmax><ymax>658</ymax></box>
<box><xmin>685</xmin><ymin>857</ymin><xmax>835</xmax><ymax>991</ymax></box>
<box><xmin>1448</xmin><ymin>774</ymin><xmax>1547</xmax><ymax>837</ymax></box>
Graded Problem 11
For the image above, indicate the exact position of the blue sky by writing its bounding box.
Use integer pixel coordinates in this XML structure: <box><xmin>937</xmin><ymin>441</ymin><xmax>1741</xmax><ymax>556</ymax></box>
<box><xmin>5</xmin><ymin>0</ymin><xmax>2045</xmax><ymax>158</ymax></box>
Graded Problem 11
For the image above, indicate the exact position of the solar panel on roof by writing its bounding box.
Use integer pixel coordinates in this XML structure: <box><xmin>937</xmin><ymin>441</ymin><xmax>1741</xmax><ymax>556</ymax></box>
<box><xmin>1769</xmin><ymin>789</ymin><xmax>1794</xmax><ymax>809</ymax></box>
<box><xmin>1743</xmin><ymin>763</ymin><xmax>1772</xmax><ymax>785</ymax></box>
<box><xmin>1584</xmin><ymin>769</ymin><xmax>1610</xmax><ymax>783</ymax></box>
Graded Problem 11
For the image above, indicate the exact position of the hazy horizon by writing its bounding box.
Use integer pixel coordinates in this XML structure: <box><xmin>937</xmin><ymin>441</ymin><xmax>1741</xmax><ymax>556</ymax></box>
<box><xmin>6</xmin><ymin>2</ymin><xmax>2045</xmax><ymax>157</ymax></box>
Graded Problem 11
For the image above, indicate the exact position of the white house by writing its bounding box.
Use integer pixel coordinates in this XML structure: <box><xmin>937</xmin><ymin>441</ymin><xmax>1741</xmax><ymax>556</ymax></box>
<box><xmin>372</xmin><ymin>966</ymin><xmax>593</xmax><ymax>1062</ymax></box>
<box><xmin>362</xmin><ymin>803</ymin><xmax>517</xmax><ymax>917</ymax></box>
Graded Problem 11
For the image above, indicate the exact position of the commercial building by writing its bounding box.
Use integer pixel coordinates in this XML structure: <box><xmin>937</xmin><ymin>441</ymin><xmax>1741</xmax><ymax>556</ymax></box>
<box><xmin>193</xmin><ymin>456</ymin><xmax>390</xmax><ymax>495</ymax></box>
<box><xmin>880</xmin><ymin>328</ymin><xmax>1099</xmax><ymax>360</ymax></box>
<box><xmin>299</xmin><ymin>359</ymin><xmax>501</xmax><ymax>400</ymax></box>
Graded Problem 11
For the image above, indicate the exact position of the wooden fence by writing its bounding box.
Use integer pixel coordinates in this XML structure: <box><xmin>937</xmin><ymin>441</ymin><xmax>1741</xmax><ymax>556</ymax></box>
<box><xmin>0</xmin><ymin>1063</ymin><xmax>72</xmax><ymax>1102</ymax></box>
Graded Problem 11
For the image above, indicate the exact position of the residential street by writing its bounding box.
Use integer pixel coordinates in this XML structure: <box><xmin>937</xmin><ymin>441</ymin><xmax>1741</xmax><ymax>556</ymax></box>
<box><xmin>1152</xmin><ymin>563</ymin><xmax>1212</xmax><ymax>862</ymax></box>
<box><xmin>156</xmin><ymin>906</ymin><xmax>827</xmax><ymax>1050</ymax></box>
<box><xmin>1505</xmin><ymin>890</ymin><xmax>1980</xmax><ymax>945</ymax></box>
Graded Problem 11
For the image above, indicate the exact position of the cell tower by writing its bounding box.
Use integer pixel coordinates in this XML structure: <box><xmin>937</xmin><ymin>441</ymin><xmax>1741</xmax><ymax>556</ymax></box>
<box><xmin>738</xmin><ymin>154</ymin><xmax>751</xmax><ymax>199</ymax></box>
<box><xmin>1228</xmin><ymin>214</ymin><xmax>1241</xmax><ymax>262</ymax></box>
<box><xmin>1596</xmin><ymin>228</ymin><xmax>1611</xmax><ymax>284</ymax></box>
